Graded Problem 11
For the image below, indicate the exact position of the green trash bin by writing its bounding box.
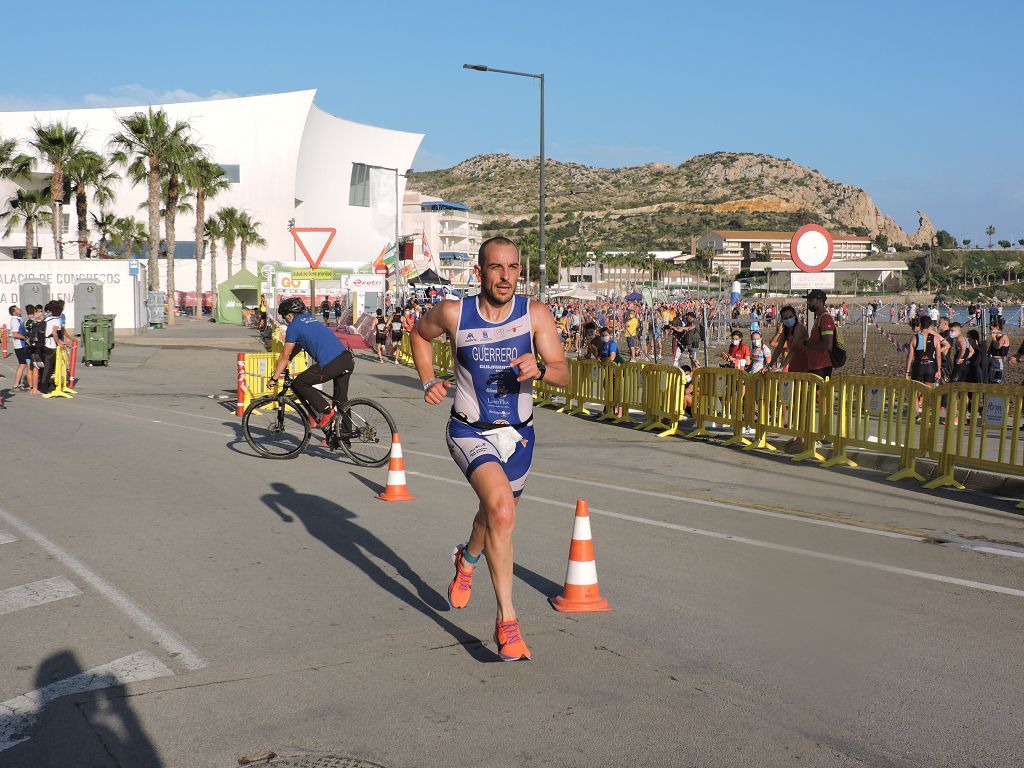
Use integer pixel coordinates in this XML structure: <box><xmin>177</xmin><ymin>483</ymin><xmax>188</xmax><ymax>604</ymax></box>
<box><xmin>81</xmin><ymin>314</ymin><xmax>112</xmax><ymax>366</ymax></box>
<box><xmin>96</xmin><ymin>314</ymin><xmax>116</xmax><ymax>351</ymax></box>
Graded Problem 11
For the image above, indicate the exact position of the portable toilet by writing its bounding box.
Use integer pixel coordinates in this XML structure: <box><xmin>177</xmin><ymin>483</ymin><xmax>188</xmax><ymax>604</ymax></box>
<box><xmin>75</xmin><ymin>281</ymin><xmax>103</xmax><ymax>318</ymax></box>
<box><xmin>19</xmin><ymin>281</ymin><xmax>49</xmax><ymax>307</ymax></box>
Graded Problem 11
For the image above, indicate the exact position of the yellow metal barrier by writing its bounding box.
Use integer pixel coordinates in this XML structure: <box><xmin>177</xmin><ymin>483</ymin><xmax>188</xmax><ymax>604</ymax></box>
<box><xmin>237</xmin><ymin>350</ymin><xmax>310</xmax><ymax>413</ymax></box>
<box><xmin>819</xmin><ymin>376</ymin><xmax>932</xmax><ymax>481</ymax></box>
<box><xmin>562</xmin><ymin>359</ymin><xmax>621</xmax><ymax>419</ymax></box>
<box><xmin>744</xmin><ymin>372</ymin><xmax>825</xmax><ymax>462</ymax></box>
<box><xmin>637</xmin><ymin>364</ymin><xmax>688</xmax><ymax>437</ymax></box>
<box><xmin>685</xmin><ymin>367</ymin><xmax>750</xmax><ymax>447</ymax></box>
<box><xmin>611</xmin><ymin>361</ymin><xmax>647</xmax><ymax>425</ymax></box>
<box><xmin>43</xmin><ymin>347</ymin><xmax>76</xmax><ymax>399</ymax></box>
<box><xmin>398</xmin><ymin>332</ymin><xmax>413</xmax><ymax>365</ymax></box>
<box><xmin>921</xmin><ymin>383</ymin><xmax>1024</xmax><ymax>490</ymax></box>
<box><xmin>431</xmin><ymin>339</ymin><xmax>454</xmax><ymax>380</ymax></box>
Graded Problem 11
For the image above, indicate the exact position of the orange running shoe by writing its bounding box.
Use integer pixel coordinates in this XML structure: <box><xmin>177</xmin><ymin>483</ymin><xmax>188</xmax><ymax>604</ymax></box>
<box><xmin>448</xmin><ymin>544</ymin><xmax>474</xmax><ymax>609</ymax></box>
<box><xmin>495</xmin><ymin>619</ymin><xmax>532</xmax><ymax>661</ymax></box>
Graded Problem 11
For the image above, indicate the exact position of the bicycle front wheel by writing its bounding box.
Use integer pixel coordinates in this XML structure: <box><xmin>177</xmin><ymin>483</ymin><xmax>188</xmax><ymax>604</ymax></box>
<box><xmin>242</xmin><ymin>395</ymin><xmax>311</xmax><ymax>459</ymax></box>
<box><xmin>338</xmin><ymin>398</ymin><xmax>398</xmax><ymax>467</ymax></box>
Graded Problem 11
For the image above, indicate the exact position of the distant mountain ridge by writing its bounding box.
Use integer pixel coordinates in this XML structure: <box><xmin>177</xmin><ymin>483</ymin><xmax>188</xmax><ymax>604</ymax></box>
<box><xmin>408</xmin><ymin>152</ymin><xmax>934</xmax><ymax>250</ymax></box>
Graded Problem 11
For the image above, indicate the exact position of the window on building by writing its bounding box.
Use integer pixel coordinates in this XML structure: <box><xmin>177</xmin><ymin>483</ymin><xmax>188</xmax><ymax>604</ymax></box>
<box><xmin>217</xmin><ymin>164</ymin><xmax>241</xmax><ymax>183</ymax></box>
<box><xmin>349</xmin><ymin>163</ymin><xmax>370</xmax><ymax>207</ymax></box>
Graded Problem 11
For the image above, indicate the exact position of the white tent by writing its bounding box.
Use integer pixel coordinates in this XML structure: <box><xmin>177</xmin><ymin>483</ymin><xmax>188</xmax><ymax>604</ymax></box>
<box><xmin>551</xmin><ymin>286</ymin><xmax>602</xmax><ymax>301</ymax></box>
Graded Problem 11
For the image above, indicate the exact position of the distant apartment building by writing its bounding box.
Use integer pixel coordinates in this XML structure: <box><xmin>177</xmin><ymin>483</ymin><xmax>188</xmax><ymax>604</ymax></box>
<box><xmin>402</xmin><ymin>191</ymin><xmax>482</xmax><ymax>285</ymax></box>
<box><xmin>697</xmin><ymin>229</ymin><xmax>873</xmax><ymax>274</ymax></box>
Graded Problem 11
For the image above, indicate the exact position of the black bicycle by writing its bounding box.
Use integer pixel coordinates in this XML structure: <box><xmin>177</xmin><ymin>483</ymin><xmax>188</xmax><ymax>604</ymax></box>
<box><xmin>242</xmin><ymin>369</ymin><xmax>397</xmax><ymax>466</ymax></box>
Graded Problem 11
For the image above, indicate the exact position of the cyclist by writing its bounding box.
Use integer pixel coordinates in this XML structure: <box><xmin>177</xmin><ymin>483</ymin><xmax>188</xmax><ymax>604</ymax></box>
<box><xmin>412</xmin><ymin>236</ymin><xmax>569</xmax><ymax>661</ymax></box>
<box><xmin>268</xmin><ymin>297</ymin><xmax>354</xmax><ymax>429</ymax></box>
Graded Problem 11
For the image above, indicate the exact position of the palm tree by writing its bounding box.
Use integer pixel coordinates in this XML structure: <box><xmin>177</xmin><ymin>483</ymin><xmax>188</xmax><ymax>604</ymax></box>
<box><xmin>89</xmin><ymin>210</ymin><xmax>118</xmax><ymax>259</ymax></box>
<box><xmin>110</xmin><ymin>216</ymin><xmax>147</xmax><ymax>260</ymax></box>
<box><xmin>763</xmin><ymin>265</ymin><xmax>773</xmax><ymax>295</ymax></box>
<box><xmin>160</xmin><ymin>138</ymin><xmax>202</xmax><ymax>325</ymax></box>
<box><xmin>985</xmin><ymin>225</ymin><xmax>996</xmax><ymax>248</ymax></box>
<box><xmin>109</xmin><ymin>108</ymin><xmax>190</xmax><ymax>290</ymax></box>
<box><xmin>29</xmin><ymin>122</ymin><xmax>83</xmax><ymax>259</ymax></box>
<box><xmin>216</xmin><ymin>206</ymin><xmax>242</xmax><ymax>277</ymax></box>
<box><xmin>182</xmin><ymin>158</ymin><xmax>229</xmax><ymax>320</ymax></box>
<box><xmin>713</xmin><ymin>264</ymin><xmax>727</xmax><ymax>296</ymax></box>
<box><xmin>205</xmin><ymin>215</ymin><xmax>224</xmax><ymax>316</ymax></box>
<box><xmin>760</xmin><ymin>241</ymin><xmax>773</xmax><ymax>261</ymax></box>
<box><xmin>236</xmin><ymin>212</ymin><xmax>266</xmax><ymax>272</ymax></box>
<box><xmin>0</xmin><ymin>134</ymin><xmax>33</xmax><ymax>181</ymax></box>
<box><xmin>65</xmin><ymin>149</ymin><xmax>117</xmax><ymax>259</ymax></box>
<box><xmin>849</xmin><ymin>270</ymin><xmax>862</xmax><ymax>296</ymax></box>
<box><xmin>1</xmin><ymin>188</ymin><xmax>51</xmax><ymax>252</ymax></box>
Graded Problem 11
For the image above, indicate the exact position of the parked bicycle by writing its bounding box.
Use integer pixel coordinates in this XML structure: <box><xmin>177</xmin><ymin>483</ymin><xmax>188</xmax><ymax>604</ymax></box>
<box><xmin>242</xmin><ymin>369</ymin><xmax>396</xmax><ymax>466</ymax></box>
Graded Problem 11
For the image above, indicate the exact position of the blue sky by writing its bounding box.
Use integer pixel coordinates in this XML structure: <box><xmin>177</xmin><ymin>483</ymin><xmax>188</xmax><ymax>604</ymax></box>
<box><xmin>3</xmin><ymin>0</ymin><xmax>1021</xmax><ymax>243</ymax></box>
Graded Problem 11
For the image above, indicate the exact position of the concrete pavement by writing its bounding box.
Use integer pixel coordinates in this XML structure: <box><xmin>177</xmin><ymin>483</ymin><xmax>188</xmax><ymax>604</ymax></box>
<box><xmin>1</xmin><ymin>336</ymin><xmax>1023</xmax><ymax>767</ymax></box>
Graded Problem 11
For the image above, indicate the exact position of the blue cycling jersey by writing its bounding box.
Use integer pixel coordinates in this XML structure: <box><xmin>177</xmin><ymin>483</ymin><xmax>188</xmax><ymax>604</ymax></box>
<box><xmin>284</xmin><ymin>313</ymin><xmax>347</xmax><ymax>366</ymax></box>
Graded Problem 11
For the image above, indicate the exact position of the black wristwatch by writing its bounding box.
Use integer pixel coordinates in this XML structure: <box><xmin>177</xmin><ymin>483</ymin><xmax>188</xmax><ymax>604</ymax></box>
<box><xmin>536</xmin><ymin>363</ymin><xmax>547</xmax><ymax>381</ymax></box>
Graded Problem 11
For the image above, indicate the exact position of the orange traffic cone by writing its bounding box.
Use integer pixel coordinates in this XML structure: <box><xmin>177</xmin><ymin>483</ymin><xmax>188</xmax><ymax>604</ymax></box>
<box><xmin>376</xmin><ymin>433</ymin><xmax>416</xmax><ymax>501</ymax></box>
<box><xmin>549</xmin><ymin>499</ymin><xmax>612</xmax><ymax>612</ymax></box>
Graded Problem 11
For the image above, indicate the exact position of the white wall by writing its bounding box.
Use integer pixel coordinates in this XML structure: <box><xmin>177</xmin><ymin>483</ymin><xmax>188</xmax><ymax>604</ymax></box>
<box><xmin>0</xmin><ymin>260</ymin><xmax>146</xmax><ymax>331</ymax></box>
<box><xmin>0</xmin><ymin>90</ymin><xmax>424</xmax><ymax>271</ymax></box>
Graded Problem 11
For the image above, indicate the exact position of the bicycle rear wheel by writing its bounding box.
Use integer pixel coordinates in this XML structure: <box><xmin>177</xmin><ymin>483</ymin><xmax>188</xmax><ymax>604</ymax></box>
<box><xmin>243</xmin><ymin>395</ymin><xmax>311</xmax><ymax>459</ymax></box>
<box><xmin>337</xmin><ymin>398</ymin><xmax>397</xmax><ymax>467</ymax></box>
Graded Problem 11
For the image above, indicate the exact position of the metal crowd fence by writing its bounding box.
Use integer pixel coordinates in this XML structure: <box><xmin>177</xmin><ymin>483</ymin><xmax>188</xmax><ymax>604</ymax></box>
<box><xmin>234</xmin><ymin>350</ymin><xmax>311</xmax><ymax>416</ymax></box>
<box><xmin>389</xmin><ymin>333</ymin><xmax>1024</xmax><ymax>507</ymax></box>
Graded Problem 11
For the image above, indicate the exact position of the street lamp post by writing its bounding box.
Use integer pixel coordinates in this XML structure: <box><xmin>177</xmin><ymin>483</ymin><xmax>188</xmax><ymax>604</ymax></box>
<box><xmin>464</xmin><ymin>64</ymin><xmax>546</xmax><ymax>302</ymax></box>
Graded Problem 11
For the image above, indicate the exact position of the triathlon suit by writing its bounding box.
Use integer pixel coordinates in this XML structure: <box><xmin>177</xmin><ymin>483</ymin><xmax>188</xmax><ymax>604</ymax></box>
<box><xmin>446</xmin><ymin>295</ymin><xmax>535</xmax><ymax>497</ymax></box>
<box><xmin>988</xmin><ymin>333</ymin><xmax>1008</xmax><ymax>383</ymax></box>
<box><xmin>910</xmin><ymin>331</ymin><xmax>938</xmax><ymax>384</ymax></box>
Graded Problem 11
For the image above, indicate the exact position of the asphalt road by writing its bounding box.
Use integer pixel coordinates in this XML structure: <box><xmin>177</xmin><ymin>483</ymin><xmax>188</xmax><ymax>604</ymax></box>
<box><xmin>1</xmin><ymin>336</ymin><xmax>1023</xmax><ymax>768</ymax></box>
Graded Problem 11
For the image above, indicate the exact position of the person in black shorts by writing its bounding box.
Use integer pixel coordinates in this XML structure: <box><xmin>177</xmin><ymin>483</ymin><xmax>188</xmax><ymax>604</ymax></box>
<box><xmin>373</xmin><ymin>308</ymin><xmax>388</xmax><ymax>363</ymax></box>
<box><xmin>906</xmin><ymin>316</ymin><xmax>942</xmax><ymax>385</ymax></box>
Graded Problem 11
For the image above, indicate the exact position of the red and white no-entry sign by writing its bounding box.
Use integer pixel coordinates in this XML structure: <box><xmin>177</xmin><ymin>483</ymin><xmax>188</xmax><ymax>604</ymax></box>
<box><xmin>790</xmin><ymin>224</ymin><xmax>833</xmax><ymax>273</ymax></box>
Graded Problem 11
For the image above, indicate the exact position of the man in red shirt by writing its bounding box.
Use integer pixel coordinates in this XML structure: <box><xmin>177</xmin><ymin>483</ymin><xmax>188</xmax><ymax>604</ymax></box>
<box><xmin>798</xmin><ymin>289</ymin><xmax>835</xmax><ymax>378</ymax></box>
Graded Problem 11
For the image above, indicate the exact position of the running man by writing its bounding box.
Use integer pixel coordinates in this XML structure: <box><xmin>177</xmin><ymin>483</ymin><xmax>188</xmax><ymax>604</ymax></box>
<box><xmin>411</xmin><ymin>236</ymin><xmax>569</xmax><ymax>661</ymax></box>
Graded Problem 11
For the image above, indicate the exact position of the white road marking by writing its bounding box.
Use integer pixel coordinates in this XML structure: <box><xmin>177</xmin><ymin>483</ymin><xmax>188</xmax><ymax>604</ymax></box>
<box><xmin>405</xmin><ymin>470</ymin><xmax>1024</xmax><ymax>600</ymax></box>
<box><xmin>0</xmin><ymin>577</ymin><xmax>82</xmax><ymax>616</ymax></box>
<box><xmin>71</xmin><ymin>404</ymin><xmax>233</xmax><ymax>437</ymax></box>
<box><xmin>0</xmin><ymin>531</ymin><xmax>17</xmax><ymax>546</ymax></box>
<box><xmin>971</xmin><ymin>546</ymin><xmax>1024</xmax><ymax>560</ymax></box>
<box><xmin>0</xmin><ymin>651</ymin><xmax>173</xmax><ymax>752</ymax></box>
<box><xmin>0</xmin><ymin>504</ymin><xmax>208</xmax><ymax>671</ymax></box>
<box><xmin>405</xmin><ymin>449</ymin><xmax>924</xmax><ymax>542</ymax></box>
<box><xmin>72</xmin><ymin>392</ymin><xmax>231</xmax><ymax>422</ymax></box>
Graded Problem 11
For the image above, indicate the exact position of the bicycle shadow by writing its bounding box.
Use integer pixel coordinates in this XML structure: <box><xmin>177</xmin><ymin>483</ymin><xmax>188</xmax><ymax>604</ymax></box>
<box><xmin>261</xmin><ymin>482</ymin><xmax>499</xmax><ymax>662</ymax></box>
<box><xmin>3</xmin><ymin>650</ymin><xmax>163</xmax><ymax>767</ymax></box>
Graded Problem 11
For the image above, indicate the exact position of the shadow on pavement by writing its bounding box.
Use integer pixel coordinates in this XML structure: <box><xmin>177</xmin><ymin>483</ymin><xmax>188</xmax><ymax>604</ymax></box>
<box><xmin>349</xmin><ymin>471</ymin><xmax>385</xmax><ymax>494</ymax></box>
<box><xmin>5</xmin><ymin>650</ymin><xmax>163</xmax><ymax>767</ymax></box>
<box><xmin>261</xmin><ymin>482</ymin><xmax>500</xmax><ymax>662</ymax></box>
<box><xmin>513</xmin><ymin>562</ymin><xmax>563</xmax><ymax>600</ymax></box>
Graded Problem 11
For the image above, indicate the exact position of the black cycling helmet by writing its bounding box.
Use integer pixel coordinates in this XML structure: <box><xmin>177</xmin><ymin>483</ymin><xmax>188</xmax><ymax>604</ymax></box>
<box><xmin>277</xmin><ymin>297</ymin><xmax>307</xmax><ymax>317</ymax></box>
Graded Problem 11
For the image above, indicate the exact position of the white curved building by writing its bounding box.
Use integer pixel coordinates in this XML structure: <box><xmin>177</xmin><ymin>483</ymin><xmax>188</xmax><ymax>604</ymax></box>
<box><xmin>0</xmin><ymin>90</ymin><xmax>424</xmax><ymax>287</ymax></box>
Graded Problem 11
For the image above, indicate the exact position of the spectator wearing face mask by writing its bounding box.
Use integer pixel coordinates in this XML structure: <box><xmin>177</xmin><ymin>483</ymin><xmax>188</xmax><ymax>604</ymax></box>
<box><xmin>749</xmin><ymin>330</ymin><xmax>772</xmax><ymax>373</ymax></box>
<box><xmin>598</xmin><ymin>327</ymin><xmax>618</xmax><ymax>365</ymax></box>
<box><xmin>769</xmin><ymin>305</ymin><xmax>807</xmax><ymax>371</ymax></box>
<box><xmin>681</xmin><ymin>364</ymin><xmax>695</xmax><ymax>415</ymax></box>
<box><xmin>723</xmin><ymin>330</ymin><xmax>750</xmax><ymax>370</ymax></box>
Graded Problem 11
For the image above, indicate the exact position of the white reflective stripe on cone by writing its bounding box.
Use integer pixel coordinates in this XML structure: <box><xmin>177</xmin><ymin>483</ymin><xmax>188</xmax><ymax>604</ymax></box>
<box><xmin>565</xmin><ymin>559</ymin><xmax>598</xmax><ymax>585</ymax></box>
<box><xmin>571</xmin><ymin>516</ymin><xmax>593</xmax><ymax>540</ymax></box>
<box><xmin>386</xmin><ymin>470</ymin><xmax>407</xmax><ymax>485</ymax></box>
<box><xmin>391</xmin><ymin>442</ymin><xmax>403</xmax><ymax>458</ymax></box>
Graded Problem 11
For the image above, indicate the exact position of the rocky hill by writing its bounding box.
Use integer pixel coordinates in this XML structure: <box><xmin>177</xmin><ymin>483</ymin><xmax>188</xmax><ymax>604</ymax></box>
<box><xmin>408</xmin><ymin>152</ymin><xmax>934</xmax><ymax>251</ymax></box>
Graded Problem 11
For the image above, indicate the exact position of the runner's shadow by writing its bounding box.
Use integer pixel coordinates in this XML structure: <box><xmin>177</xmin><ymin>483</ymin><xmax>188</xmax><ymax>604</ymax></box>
<box><xmin>3</xmin><ymin>650</ymin><xmax>163</xmax><ymax>767</ymax></box>
<box><xmin>261</xmin><ymin>482</ymin><xmax>500</xmax><ymax>662</ymax></box>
